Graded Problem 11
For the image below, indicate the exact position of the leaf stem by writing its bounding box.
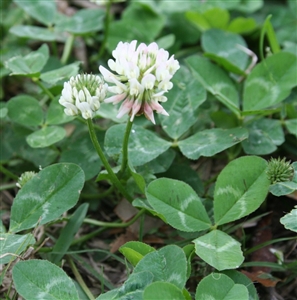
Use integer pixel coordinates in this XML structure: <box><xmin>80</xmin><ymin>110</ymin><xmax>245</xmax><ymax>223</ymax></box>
<box><xmin>66</xmin><ymin>256</ymin><xmax>95</xmax><ymax>300</ymax></box>
<box><xmin>0</xmin><ymin>165</ymin><xmax>18</xmax><ymax>180</ymax></box>
<box><xmin>120</xmin><ymin>120</ymin><xmax>133</xmax><ymax>175</ymax></box>
<box><xmin>0</xmin><ymin>183</ymin><xmax>17</xmax><ymax>191</ymax></box>
<box><xmin>34</xmin><ymin>79</ymin><xmax>55</xmax><ymax>101</ymax></box>
<box><xmin>61</xmin><ymin>34</ymin><xmax>75</xmax><ymax>65</ymax></box>
<box><xmin>83</xmin><ymin>208</ymin><xmax>146</xmax><ymax>227</ymax></box>
<box><xmin>87</xmin><ymin>118</ymin><xmax>133</xmax><ymax>202</ymax></box>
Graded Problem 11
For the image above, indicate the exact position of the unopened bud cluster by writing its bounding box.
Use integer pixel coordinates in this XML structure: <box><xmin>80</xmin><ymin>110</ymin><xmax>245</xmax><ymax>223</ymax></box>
<box><xmin>16</xmin><ymin>171</ymin><xmax>37</xmax><ymax>188</ymax></box>
<box><xmin>59</xmin><ymin>74</ymin><xmax>107</xmax><ymax>120</ymax></box>
<box><xmin>266</xmin><ymin>157</ymin><xmax>294</xmax><ymax>184</ymax></box>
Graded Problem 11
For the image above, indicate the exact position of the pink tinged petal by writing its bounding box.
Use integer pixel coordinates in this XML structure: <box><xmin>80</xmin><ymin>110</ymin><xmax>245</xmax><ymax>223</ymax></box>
<box><xmin>137</xmin><ymin>43</ymin><xmax>148</xmax><ymax>54</ymax></box>
<box><xmin>143</xmin><ymin>103</ymin><xmax>156</xmax><ymax>124</ymax></box>
<box><xmin>150</xmin><ymin>101</ymin><xmax>169</xmax><ymax>116</ymax></box>
<box><xmin>117</xmin><ymin>98</ymin><xmax>134</xmax><ymax>119</ymax></box>
<box><xmin>141</xmin><ymin>74</ymin><xmax>156</xmax><ymax>90</ymax></box>
<box><xmin>130</xmin><ymin>100</ymin><xmax>142</xmax><ymax>121</ymax></box>
<box><xmin>104</xmin><ymin>93</ymin><xmax>127</xmax><ymax>104</ymax></box>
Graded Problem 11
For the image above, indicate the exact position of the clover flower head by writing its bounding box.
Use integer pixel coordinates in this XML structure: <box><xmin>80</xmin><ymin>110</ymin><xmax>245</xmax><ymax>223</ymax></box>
<box><xmin>16</xmin><ymin>171</ymin><xmax>37</xmax><ymax>189</ymax></box>
<box><xmin>266</xmin><ymin>157</ymin><xmax>294</xmax><ymax>184</ymax></box>
<box><xmin>99</xmin><ymin>40</ymin><xmax>180</xmax><ymax>124</ymax></box>
<box><xmin>59</xmin><ymin>74</ymin><xmax>108</xmax><ymax>120</ymax></box>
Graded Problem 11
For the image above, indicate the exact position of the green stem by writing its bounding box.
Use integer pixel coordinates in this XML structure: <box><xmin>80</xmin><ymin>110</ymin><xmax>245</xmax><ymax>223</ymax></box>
<box><xmin>84</xmin><ymin>208</ymin><xmax>146</xmax><ymax>227</ymax></box>
<box><xmin>120</xmin><ymin>120</ymin><xmax>133</xmax><ymax>175</ymax></box>
<box><xmin>61</xmin><ymin>34</ymin><xmax>75</xmax><ymax>65</ymax></box>
<box><xmin>67</xmin><ymin>256</ymin><xmax>95</xmax><ymax>300</ymax></box>
<box><xmin>0</xmin><ymin>165</ymin><xmax>18</xmax><ymax>180</ymax></box>
<box><xmin>97</xmin><ymin>0</ymin><xmax>112</xmax><ymax>59</ymax></box>
<box><xmin>71</xmin><ymin>227</ymin><xmax>106</xmax><ymax>246</ymax></box>
<box><xmin>87</xmin><ymin>118</ymin><xmax>133</xmax><ymax>202</ymax></box>
<box><xmin>34</xmin><ymin>79</ymin><xmax>55</xmax><ymax>101</ymax></box>
<box><xmin>0</xmin><ymin>183</ymin><xmax>17</xmax><ymax>191</ymax></box>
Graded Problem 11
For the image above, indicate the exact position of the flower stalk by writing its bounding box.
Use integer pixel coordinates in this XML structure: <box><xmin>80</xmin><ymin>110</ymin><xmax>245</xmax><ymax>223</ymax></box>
<box><xmin>87</xmin><ymin>118</ymin><xmax>133</xmax><ymax>202</ymax></box>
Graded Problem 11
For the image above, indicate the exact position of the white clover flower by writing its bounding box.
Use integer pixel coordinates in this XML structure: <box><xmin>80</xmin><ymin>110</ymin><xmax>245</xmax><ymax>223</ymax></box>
<box><xmin>59</xmin><ymin>74</ymin><xmax>108</xmax><ymax>120</ymax></box>
<box><xmin>99</xmin><ymin>40</ymin><xmax>180</xmax><ymax>124</ymax></box>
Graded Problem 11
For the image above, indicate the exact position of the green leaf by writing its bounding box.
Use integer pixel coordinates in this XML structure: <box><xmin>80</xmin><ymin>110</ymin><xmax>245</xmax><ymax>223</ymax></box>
<box><xmin>46</xmin><ymin>97</ymin><xmax>75</xmax><ymax>125</ymax></box>
<box><xmin>9</xmin><ymin>25</ymin><xmax>61</xmax><ymax>42</ymax></box>
<box><xmin>55</xmin><ymin>9</ymin><xmax>104</xmax><ymax>34</ymax></box>
<box><xmin>144</xmin><ymin>282</ymin><xmax>186</xmax><ymax>300</ymax></box>
<box><xmin>9</xmin><ymin>163</ymin><xmax>85</xmax><ymax>233</ymax></box>
<box><xmin>7</xmin><ymin>95</ymin><xmax>44</xmax><ymax>127</ymax></box>
<box><xmin>13</xmin><ymin>0</ymin><xmax>57</xmax><ymax>26</ymax></box>
<box><xmin>202</xmin><ymin>29</ymin><xmax>249</xmax><ymax>74</ymax></box>
<box><xmin>146</xmin><ymin>178</ymin><xmax>212</xmax><ymax>232</ymax></box>
<box><xmin>139</xmin><ymin>148</ymin><xmax>176</xmax><ymax>175</ymax></box>
<box><xmin>128</xmin><ymin>163</ymin><xmax>146</xmax><ymax>194</ymax></box>
<box><xmin>40</xmin><ymin>62</ymin><xmax>80</xmax><ymax>85</ymax></box>
<box><xmin>234</xmin><ymin>0</ymin><xmax>263</xmax><ymax>13</ymax></box>
<box><xmin>222</xmin><ymin>270</ymin><xmax>259</xmax><ymax>300</ymax></box>
<box><xmin>193</xmin><ymin>230</ymin><xmax>244</xmax><ymax>271</ymax></box>
<box><xmin>134</xmin><ymin>245</ymin><xmax>187</xmax><ymax>289</ymax></box>
<box><xmin>119</xmin><ymin>241</ymin><xmax>156</xmax><ymax>267</ymax></box>
<box><xmin>243</xmin><ymin>52</ymin><xmax>297</xmax><ymax>111</ymax></box>
<box><xmin>269</xmin><ymin>182</ymin><xmax>297</xmax><ymax>196</ymax></box>
<box><xmin>214</xmin><ymin>156</ymin><xmax>270</xmax><ymax>226</ymax></box>
<box><xmin>5</xmin><ymin>44</ymin><xmax>49</xmax><ymax>76</ymax></box>
<box><xmin>242</xmin><ymin>119</ymin><xmax>284</xmax><ymax>155</ymax></box>
<box><xmin>12</xmin><ymin>260</ymin><xmax>79</xmax><ymax>300</ymax></box>
<box><xmin>97</xmin><ymin>271</ymin><xmax>154</xmax><ymax>300</ymax></box>
<box><xmin>104</xmin><ymin>124</ymin><xmax>171</xmax><ymax>167</ymax></box>
<box><xmin>179</xmin><ymin>127</ymin><xmax>248</xmax><ymax>160</ymax></box>
<box><xmin>0</xmin><ymin>233</ymin><xmax>35</xmax><ymax>264</ymax></box>
<box><xmin>20</xmin><ymin>146</ymin><xmax>59</xmax><ymax>168</ymax></box>
<box><xmin>185</xmin><ymin>55</ymin><xmax>240</xmax><ymax>115</ymax></box>
<box><xmin>285</xmin><ymin>119</ymin><xmax>297</xmax><ymax>137</ymax></box>
<box><xmin>186</xmin><ymin>8</ymin><xmax>230</xmax><ymax>31</ymax></box>
<box><xmin>159</xmin><ymin>65</ymin><xmax>206</xmax><ymax>139</ymax></box>
<box><xmin>227</xmin><ymin>17</ymin><xmax>257</xmax><ymax>34</ymax></box>
<box><xmin>108</xmin><ymin>3</ymin><xmax>165</xmax><ymax>51</ymax></box>
<box><xmin>280</xmin><ymin>206</ymin><xmax>297</xmax><ymax>233</ymax></box>
<box><xmin>195</xmin><ymin>272</ymin><xmax>249</xmax><ymax>300</ymax></box>
<box><xmin>60</xmin><ymin>133</ymin><xmax>103</xmax><ymax>181</ymax></box>
<box><xmin>26</xmin><ymin>126</ymin><xmax>66</xmax><ymax>148</ymax></box>
<box><xmin>50</xmin><ymin>203</ymin><xmax>89</xmax><ymax>264</ymax></box>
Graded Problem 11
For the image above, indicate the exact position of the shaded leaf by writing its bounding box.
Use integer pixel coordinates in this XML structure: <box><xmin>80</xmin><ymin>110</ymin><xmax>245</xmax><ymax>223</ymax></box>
<box><xmin>26</xmin><ymin>126</ymin><xmax>66</xmax><ymax>148</ymax></box>
<box><xmin>9</xmin><ymin>163</ymin><xmax>85</xmax><ymax>233</ymax></box>
<box><xmin>243</xmin><ymin>52</ymin><xmax>297</xmax><ymax>111</ymax></box>
<box><xmin>0</xmin><ymin>233</ymin><xmax>35</xmax><ymax>264</ymax></box>
<box><xmin>159</xmin><ymin>65</ymin><xmax>206</xmax><ymax>139</ymax></box>
<box><xmin>104</xmin><ymin>124</ymin><xmax>171</xmax><ymax>167</ymax></box>
<box><xmin>280</xmin><ymin>205</ymin><xmax>297</xmax><ymax>232</ymax></box>
<box><xmin>144</xmin><ymin>282</ymin><xmax>186</xmax><ymax>300</ymax></box>
<box><xmin>185</xmin><ymin>55</ymin><xmax>240</xmax><ymax>115</ymax></box>
<box><xmin>134</xmin><ymin>245</ymin><xmax>187</xmax><ymax>289</ymax></box>
<box><xmin>179</xmin><ymin>127</ymin><xmax>248</xmax><ymax>160</ymax></box>
<box><xmin>8</xmin><ymin>95</ymin><xmax>44</xmax><ymax>127</ymax></box>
